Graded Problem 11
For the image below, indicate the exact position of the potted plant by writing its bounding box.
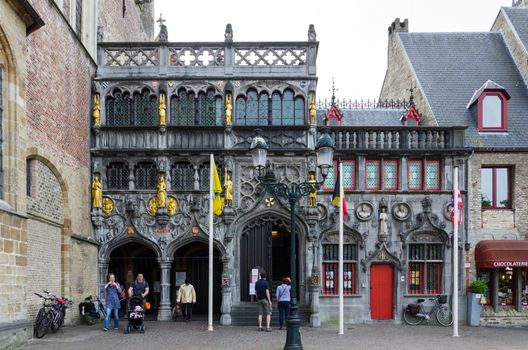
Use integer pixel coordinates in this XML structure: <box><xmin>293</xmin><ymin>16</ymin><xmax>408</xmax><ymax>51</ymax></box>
<box><xmin>467</xmin><ymin>279</ymin><xmax>489</xmax><ymax>326</ymax></box>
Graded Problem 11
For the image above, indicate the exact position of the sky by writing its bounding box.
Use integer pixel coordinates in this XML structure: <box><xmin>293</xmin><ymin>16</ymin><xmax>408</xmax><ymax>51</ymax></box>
<box><xmin>154</xmin><ymin>0</ymin><xmax>513</xmax><ymax>101</ymax></box>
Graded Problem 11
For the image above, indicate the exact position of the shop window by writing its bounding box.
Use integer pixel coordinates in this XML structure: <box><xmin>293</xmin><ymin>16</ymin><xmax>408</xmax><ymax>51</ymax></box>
<box><xmin>481</xmin><ymin>167</ymin><xmax>511</xmax><ymax>209</ymax></box>
<box><xmin>322</xmin><ymin>243</ymin><xmax>357</xmax><ymax>295</ymax></box>
<box><xmin>476</xmin><ymin>270</ymin><xmax>492</xmax><ymax>305</ymax></box>
<box><xmin>498</xmin><ymin>267</ymin><xmax>514</xmax><ymax>306</ymax></box>
<box><xmin>522</xmin><ymin>269</ymin><xmax>528</xmax><ymax>307</ymax></box>
<box><xmin>135</xmin><ymin>162</ymin><xmax>157</xmax><ymax>190</ymax></box>
<box><xmin>107</xmin><ymin>162</ymin><xmax>129</xmax><ymax>190</ymax></box>
<box><xmin>322</xmin><ymin>160</ymin><xmax>356</xmax><ymax>191</ymax></box>
<box><xmin>408</xmin><ymin>243</ymin><xmax>443</xmax><ymax>295</ymax></box>
<box><xmin>171</xmin><ymin>162</ymin><xmax>195</xmax><ymax>190</ymax></box>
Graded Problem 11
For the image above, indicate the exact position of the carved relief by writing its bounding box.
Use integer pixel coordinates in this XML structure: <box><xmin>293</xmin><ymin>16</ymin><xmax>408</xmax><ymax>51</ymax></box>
<box><xmin>355</xmin><ymin>202</ymin><xmax>374</xmax><ymax>221</ymax></box>
<box><xmin>393</xmin><ymin>202</ymin><xmax>411</xmax><ymax>221</ymax></box>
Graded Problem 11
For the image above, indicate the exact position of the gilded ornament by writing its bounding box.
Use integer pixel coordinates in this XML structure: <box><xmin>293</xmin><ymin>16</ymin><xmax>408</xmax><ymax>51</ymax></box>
<box><xmin>92</xmin><ymin>94</ymin><xmax>101</xmax><ymax>127</ymax></box>
<box><xmin>224</xmin><ymin>174</ymin><xmax>233</xmax><ymax>207</ymax></box>
<box><xmin>148</xmin><ymin>196</ymin><xmax>158</xmax><ymax>216</ymax></box>
<box><xmin>309</xmin><ymin>95</ymin><xmax>316</xmax><ymax>126</ymax></box>
<box><xmin>225</xmin><ymin>94</ymin><xmax>232</xmax><ymax>126</ymax></box>
<box><xmin>308</xmin><ymin>173</ymin><xmax>317</xmax><ymax>207</ymax></box>
<box><xmin>91</xmin><ymin>176</ymin><xmax>103</xmax><ymax>209</ymax></box>
<box><xmin>157</xmin><ymin>175</ymin><xmax>167</xmax><ymax>208</ymax></box>
<box><xmin>159</xmin><ymin>93</ymin><xmax>166</xmax><ymax>126</ymax></box>
<box><xmin>168</xmin><ymin>196</ymin><xmax>178</xmax><ymax>216</ymax></box>
<box><xmin>102</xmin><ymin>197</ymin><xmax>114</xmax><ymax>216</ymax></box>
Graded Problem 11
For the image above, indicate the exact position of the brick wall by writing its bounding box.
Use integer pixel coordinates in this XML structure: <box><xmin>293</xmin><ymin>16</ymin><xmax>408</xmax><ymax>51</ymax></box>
<box><xmin>99</xmin><ymin>0</ymin><xmax>154</xmax><ymax>42</ymax></box>
<box><xmin>27</xmin><ymin>160</ymin><xmax>64</xmax><ymax>224</ymax></box>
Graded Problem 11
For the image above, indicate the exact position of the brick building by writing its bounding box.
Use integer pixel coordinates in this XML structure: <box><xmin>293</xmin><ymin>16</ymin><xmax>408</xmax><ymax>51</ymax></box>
<box><xmin>380</xmin><ymin>2</ymin><xmax>528</xmax><ymax>326</ymax></box>
<box><xmin>0</xmin><ymin>1</ymin><xmax>153</xmax><ymax>348</ymax></box>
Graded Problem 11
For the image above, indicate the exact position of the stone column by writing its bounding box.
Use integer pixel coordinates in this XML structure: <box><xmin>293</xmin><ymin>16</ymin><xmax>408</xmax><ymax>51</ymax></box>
<box><xmin>98</xmin><ymin>259</ymin><xmax>109</xmax><ymax>299</ymax></box>
<box><xmin>309</xmin><ymin>250</ymin><xmax>321</xmax><ymax>328</ymax></box>
<box><xmin>220</xmin><ymin>256</ymin><xmax>232</xmax><ymax>325</ymax></box>
<box><xmin>157</xmin><ymin>258</ymin><xmax>173</xmax><ymax>321</ymax></box>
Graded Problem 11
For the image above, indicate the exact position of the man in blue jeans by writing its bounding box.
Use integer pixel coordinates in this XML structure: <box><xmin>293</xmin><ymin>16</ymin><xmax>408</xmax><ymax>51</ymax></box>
<box><xmin>276</xmin><ymin>277</ymin><xmax>291</xmax><ymax>330</ymax></box>
<box><xmin>255</xmin><ymin>272</ymin><xmax>273</xmax><ymax>332</ymax></box>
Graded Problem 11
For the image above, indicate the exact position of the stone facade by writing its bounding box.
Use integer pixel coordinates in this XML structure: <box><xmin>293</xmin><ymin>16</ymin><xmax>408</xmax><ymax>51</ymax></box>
<box><xmin>98</xmin><ymin>0</ymin><xmax>154</xmax><ymax>42</ymax></box>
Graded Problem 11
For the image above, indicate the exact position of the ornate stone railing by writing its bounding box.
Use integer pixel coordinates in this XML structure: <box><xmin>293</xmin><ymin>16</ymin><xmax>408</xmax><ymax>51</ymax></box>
<box><xmin>323</xmin><ymin>126</ymin><xmax>467</xmax><ymax>151</ymax></box>
<box><xmin>97</xmin><ymin>41</ymin><xmax>317</xmax><ymax>79</ymax></box>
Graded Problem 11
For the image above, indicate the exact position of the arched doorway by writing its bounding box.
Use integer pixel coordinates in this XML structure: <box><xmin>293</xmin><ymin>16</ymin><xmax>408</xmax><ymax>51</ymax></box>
<box><xmin>239</xmin><ymin>216</ymin><xmax>299</xmax><ymax>302</ymax></box>
<box><xmin>109</xmin><ymin>242</ymin><xmax>160</xmax><ymax>318</ymax></box>
<box><xmin>171</xmin><ymin>242</ymin><xmax>222</xmax><ymax>316</ymax></box>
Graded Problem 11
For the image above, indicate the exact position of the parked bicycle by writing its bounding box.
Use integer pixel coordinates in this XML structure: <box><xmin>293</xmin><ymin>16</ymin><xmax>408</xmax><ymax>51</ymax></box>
<box><xmin>33</xmin><ymin>293</ymin><xmax>55</xmax><ymax>338</ymax></box>
<box><xmin>42</xmin><ymin>290</ymin><xmax>72</xmax><ymax>333</ymax></box>
<box><xmin>79</xmin><ymin>295</ymin><xmax>106</xmax><ymax>325</ymax></box>
<box><xmin>403</xmin><ymin>295</ymin><xmax>453</xmax><ymax>326</ymax></box>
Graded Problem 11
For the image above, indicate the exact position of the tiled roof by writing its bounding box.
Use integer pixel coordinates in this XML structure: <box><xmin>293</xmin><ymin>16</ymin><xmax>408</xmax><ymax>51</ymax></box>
<box><xmin>399</xmin><ymin>32</ymin><xmax>528</xmax><ymax>148</ymax></box>
<box><xmin>316</xmin><ymin>108</ymin><xmax>405</xmax><ymax>127</ymax></box>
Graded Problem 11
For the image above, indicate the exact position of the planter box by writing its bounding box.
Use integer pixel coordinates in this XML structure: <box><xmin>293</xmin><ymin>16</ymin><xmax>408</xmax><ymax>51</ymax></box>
<box><xmin>467</xmin><ymin>293</ymin><xmax>482</xmax><ymax>326</ymax></box>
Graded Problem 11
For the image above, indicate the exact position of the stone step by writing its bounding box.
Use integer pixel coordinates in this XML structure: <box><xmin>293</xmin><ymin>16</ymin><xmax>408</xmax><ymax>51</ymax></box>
<box><xmin>230</xmin><ymin>303</ymin><xmax>311</xmax><ymax>326</ymax></box>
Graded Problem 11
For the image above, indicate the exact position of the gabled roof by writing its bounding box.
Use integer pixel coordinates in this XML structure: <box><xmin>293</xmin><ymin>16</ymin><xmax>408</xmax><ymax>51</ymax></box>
<box><xmin>466</xmin><ymin>80</ymin><xmax>510</xmax><ymax>108</ymax></box>
<box><xmin>502</xmin><ymin>7</ymin><xmax>528</xmax><ymax>54</ymax></box>
<box><xmin>317</xmin><ymin>108</ymin><xmax>404</xmax><ymax>127</ymax></box>
<box><xmin>398</xmin><ymin>31</ymin><xmax>528</xmax><ymax>148</ymax></box>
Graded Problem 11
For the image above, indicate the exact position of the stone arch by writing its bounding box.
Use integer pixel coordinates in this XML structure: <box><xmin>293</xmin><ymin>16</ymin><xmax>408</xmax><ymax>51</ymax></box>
<box><xmin>166</xmin><ymin>235</ymin><xmax>226</xmax><ymax>259</ymax></box>
<box><xmin>319</xmin><ymin>228</ymin><xmax>364</xmax><ymax>247</ymax></box>
<box><xmin>100</xmin><ymin>234</ymin><xmax>162</xmax><ymax>261</ymax></box>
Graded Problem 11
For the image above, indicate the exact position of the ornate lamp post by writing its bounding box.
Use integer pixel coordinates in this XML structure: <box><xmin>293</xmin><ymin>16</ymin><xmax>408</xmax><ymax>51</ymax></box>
<box><xmin>250</xmin><ymin>128</ymin><xmax>334</xmax><ymax>350</ymax></box>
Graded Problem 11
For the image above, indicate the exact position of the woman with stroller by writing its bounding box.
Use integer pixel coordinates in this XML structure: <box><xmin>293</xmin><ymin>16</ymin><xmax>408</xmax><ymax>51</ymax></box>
<box><xmin>103</xmin><ymin>273</ymin><xmax>122</xmax><ymax>331</ymax></box>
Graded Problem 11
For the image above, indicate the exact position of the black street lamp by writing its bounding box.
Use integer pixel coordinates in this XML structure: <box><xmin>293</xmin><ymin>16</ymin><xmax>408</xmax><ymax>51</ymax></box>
<box><xmin>250</xmin><ymin>128</ymin><xmax>334</xmax><ymax>350</ymax></box>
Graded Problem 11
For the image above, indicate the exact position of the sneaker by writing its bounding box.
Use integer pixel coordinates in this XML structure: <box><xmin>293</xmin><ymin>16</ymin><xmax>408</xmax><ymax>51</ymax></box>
<box><xmin>266</xmin><ymin>328</ymin><xmax>272</xmax><ymax>332</ymax></box>
<box><xmin>103</xmin><ymin>328</ymin><xmax>108</xmax><ymax>332</ymax></box>
<box><xmin>114</xmin><ymin>328</ymin><xmax>118</xmax><ymax>330</ymax></box>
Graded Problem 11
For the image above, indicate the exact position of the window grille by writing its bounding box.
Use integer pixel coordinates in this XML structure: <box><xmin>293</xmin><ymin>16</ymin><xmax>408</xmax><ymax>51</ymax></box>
<box><xmin>106</xmin><ymin>91</ymin><xmax>131</xmax><ymax>126</ymax></box>
<box><xmin>199</xmin><ymin>163</ymin><xmax>210</xmax><ymax>190</ymax></box>
<box><xmin>322</xmin><ymin>243</ymin><xmax>357</xmax><ymax>295</ymax></box>
<box><xmin>133</xmin><ymin>90</ymin><xmax>157</xmax><ymax>126</ymax></box>
<box><xmin>425</xmin><ymin>160</ymin><xmax>440</xmax><ymax>190</ymax></box>
<box><xmin>408</xmin><ymin>243</ymin><xmax>443</xmax><ymax>295</ymax></box>
<box><xmin>383</xmin><ymin>160</ymin><xmax>398</xmax><ymax>190</ymax></box>
<box><xmin>198</xmin><ymin>90</ymin><xmax>217</xmax><ymax>126</ymax></box>
<box><xmin>408</xmin><ymin>160</ymin><xmax>422</xmax><ymax>190</ymax></box>
<box><xmin>135</xmin><ymin>162</ymin><xmax>157</xmax><ymax>190</ymax></box>
<box><xmin>171</xmin><ymin>162</ymin><xmax>194</xmax><ymax>190</ymax></box>
<box><xmin>171</xmin><ymin>90</ymin><xmax>195</xmax><ymax>125</ymax></box>
<box><xmin>107</xmin><ymin>163</ymin><xmax>129</xmax><ymax>190</ymax></box>
<box><xmin>366</xmin><ymin>160</ymin><xmax>381</xmax><ymax>190</ymax></box>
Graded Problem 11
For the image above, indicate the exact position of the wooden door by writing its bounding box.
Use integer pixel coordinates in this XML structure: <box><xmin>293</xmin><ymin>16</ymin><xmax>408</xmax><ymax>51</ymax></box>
<box><xmin>370</xmin><ymin>264</ymin><xmax>394</xmax><ymax>320</ymax></box>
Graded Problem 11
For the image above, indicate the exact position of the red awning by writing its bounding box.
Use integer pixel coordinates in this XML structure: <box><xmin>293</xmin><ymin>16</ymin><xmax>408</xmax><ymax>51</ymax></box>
<box><xmin>475</xmin><ymin>240</ymin><xmax>528</xmax><ymax>269</ymax></box>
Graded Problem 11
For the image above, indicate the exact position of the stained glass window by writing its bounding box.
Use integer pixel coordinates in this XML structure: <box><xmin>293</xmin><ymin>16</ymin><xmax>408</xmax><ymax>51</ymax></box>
<box><xmin>425</xmin><ymin>160</ymin><xmax>441</xmax><ymax>190</ymax></box>
<box><xmin>135</xmin><ymin>162</ymin><xmax>157</xmax><ymax>189</ymax></box>
<box><xmin>384</xmin><ymin>160</ymin><xmax>398</xmax><ymax>190</ymax></box>
<box><xmin>106</xmin><ymin>90</ymin><xmax>131</xmax><ymax>126</ymax></box>
<box><xmin>215</xmin><ymin>97</ymin><xmax>223</xmax><ymax>125</ymax></box>
<box><xmin>172</xmin><ymin>90</ymin><xmax>195</xmax><ymax>125</ymax></box>
<box><xmin>246</xmin><ymin>90</ymin><xmax>258</xmax><ymax>126</ymax></box>
<box><xmin>258</xmin><ymin>93</ymin><xmax>269</xmax><ymax>126</ymax></box>
<box><xmin>133</xmin><ymin>90</ymin><xmax>157</xmax><ymax>126</ymax></box>
<box><xmin>107</xmin><ymin>162</ymin><xmax>129</xmax><ymax>190</ymax></box>
<box><xmin>282</xmin><ymin>90</ymin><xmax>294</xmax><ymax>126</ymax></box>
<box><xmin>198</xmin><ymin>90</ymin><xmax>217</xmax><ymax>126</ymax></box>
<box><xmin>342</xmin><ymin>161</ymin><xmax>355</xmax><ymax>190</ymax></box>
<box><xmin>408</xmin><ymin>243</ymin><xmax>443</xmax><ymax>295</ymax></box>
<box><xmin>366</xmin><ymin>161</ymin><xmax>380</xmax><ymax>190</ymax></box>
<box><xmin>322</xmin><ymin>244</ymin><xmax>357</xmax><ymax>295</ymax></box>
<box><xmin>294</xmin><ymin>97</ymin><xmax>305</xmax><ymax>125</ymax></box>
<box><xmin>322</xmin><ymin>162</ymin><xmax>336</xmax><ymax>190</ymax></box>
<box><xmin>235</xmin><ymin>97</ymin><xmax>246</xmax><ymax>125</ymax></box>
<box><xmin>271</xmin><ymin>92</ymin><xmax>282</xmax><ymax>125</ymax></box>
<box><xmin>408</xmin><ymin>160</ymin><xmax>422</xmax><ymax>190</ymax></box>
<box><xmin>171</xmin><ymin>162</ymin><xmax>195</xmax><ymax>190</ymax></box>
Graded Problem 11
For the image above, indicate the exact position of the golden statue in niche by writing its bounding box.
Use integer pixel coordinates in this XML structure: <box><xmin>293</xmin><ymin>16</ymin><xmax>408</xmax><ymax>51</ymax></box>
<box><xmin>168</xmin><ymin>196</ymin><xmax>178</xmax><ymax>216</ymax></box>
<box><xmin>159</xmin><ymin>92</ymin><xmax>166</xmax><ymax>126</ymax></box>
<box><xmin>157</xmin><ymin>175</ymin><xmax>167</xmax><ymax>208</ymax></box>
<box><xmin>308</xmin><ymin>173</ymin><xmax>317</xmax><ymax>207</ymax></box>
<box><xmin>91</xmin><ymin>176</ymin><xmax>102</xmax><ymax>208</ymax></box>
<box><xmin>148</xmin><ymin>197</ymin><xmax>158</xmax><ymax>216</ymax></box>
<box><xmin>102</xmin><ymin>197</ymin><xmax>114</xmax><ymax>216</ymax></box>
<box><xmin>309</xmin><ymin>95</ymin><xmax>316</xmax><ymax>127</ymax></box>
<box><xmin>225</xmin><ymin>94</ymin><xmax>232</xmax><ymax>126</ymax></box>
<box><xmin>93</xmin><ymin>94</ymin><xmax>101</xmax><ymax>127</ymax></box>
<box><xmin>224</xmin><ymin>174</ymin><xmax>233</xmax><ymax>207</ymax></box>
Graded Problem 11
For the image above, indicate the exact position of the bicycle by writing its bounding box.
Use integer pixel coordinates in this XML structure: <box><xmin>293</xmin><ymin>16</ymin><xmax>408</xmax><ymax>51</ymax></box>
<box><xmin>42</xmin><ymin>290</ymin><xmax>72</xmax><ymax>333</ymax></box>
<box><xmin>33</xmin><ymin>293</ymin><xmax>56</xmax><ymax>338</ymax></box>
<box><xmin>79</xmin><ymin>295</ymin><xmax>106</xmax><ymax>325</ymax></box>
<box><xmin>403</xmin><ymin>295</ymin><xmax>453</xmax><ymax>326</ymax></box>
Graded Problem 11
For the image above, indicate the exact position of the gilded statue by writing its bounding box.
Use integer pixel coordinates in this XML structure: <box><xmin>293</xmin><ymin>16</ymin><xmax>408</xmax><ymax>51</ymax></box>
<box><xmin>159</xmin><ymin>93</ymin><xmax>166</xmax><ymax>126</ymax></box>
<box><xmin>225</xmin><ymin>94</ymin><xmax>232</xmax><ymax>126</ymax></box>
<box><xmin>157</xmin><ymin>175</ymin><xmax>167</xmax><ymax>208</ymax></box>
<box><xmin>308</xmin><ymin>173</ymin><xmax>317</xmax><ymax>206</ymax></box>
<box><xmin>148</xmin><ymin>197</ymin><xmax>158</xmax><ymax>216</ymax></box>
<box><xmin>93</xmin><ymin>94</ymin><xmax>101</xmax><ymax>127</ymax></box>
<box><xmin>309</xmin><ymin>95</ymin><xmax>316</xmax><ymax>126</ymax></box>
<box><xmin>224</xmin><ymin>174</ymin><xmax>233</xmax><ymax>207</ymax></box>
<box><xmin>168</xmin><ymin>196</ymin><xmax>178</xmax><ymax>216</ymax></box>
<box><xmin>102</xmin><ymin>197</ymin><xmax>114</xmax><ymax>216</ymax></box>
<box><xmin>91</xmin><ymin>176</ymin><xmax>102</xmax><ymax>209</ymax></box>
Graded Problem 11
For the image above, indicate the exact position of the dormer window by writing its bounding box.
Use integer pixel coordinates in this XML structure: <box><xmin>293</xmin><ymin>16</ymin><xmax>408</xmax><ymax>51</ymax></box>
<box><xmin>467</xmin><ymin>80</ymin><xmax>510</xmax><ymax>132</ymax></box>
<box><xmin>402</xmin><ymin>105</ymin><xmax>420</xmax><ymax>126</ymax></box>
<box><xmin>479</xmin><ymin>92</ymin><xmax>507</xmax><ymax>131</ymax></box>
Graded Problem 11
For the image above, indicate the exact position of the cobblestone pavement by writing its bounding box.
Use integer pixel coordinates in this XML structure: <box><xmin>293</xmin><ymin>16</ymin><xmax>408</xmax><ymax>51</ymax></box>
<box><xmin>17</xmin><ymin>321</ymin><xmax>528</xmax><ymax>350</ymax></box>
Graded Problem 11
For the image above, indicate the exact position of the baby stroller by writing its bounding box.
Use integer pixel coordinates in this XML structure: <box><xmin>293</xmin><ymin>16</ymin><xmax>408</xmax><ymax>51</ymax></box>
<box><xmin>125</xmin><ymin>296</ymin><xmax>145</xmax><ymax>334</ymax></box>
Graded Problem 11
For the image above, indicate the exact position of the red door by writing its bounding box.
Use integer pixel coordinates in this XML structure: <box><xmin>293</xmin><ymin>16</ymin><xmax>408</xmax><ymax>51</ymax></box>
<box><xmin>370</xmin><ymin>264</ymin><xmax>394</xmax><ymax>320</ymax></box>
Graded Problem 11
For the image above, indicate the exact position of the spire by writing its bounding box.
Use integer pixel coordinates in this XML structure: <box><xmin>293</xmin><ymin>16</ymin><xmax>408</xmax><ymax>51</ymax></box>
<box><xmin>330</xmin><ymin>78</ymin><xmax>339</xmax><ymax>106</ymax></box>
<box><xmin>408</xmin><ymin>82</ymin><xmax>416</xmax><ymax>107</ymax></box>
<box><xmin>157</xmin><ymin>13</ymin><xmax>168</xmax><ymax>42</ymax></box>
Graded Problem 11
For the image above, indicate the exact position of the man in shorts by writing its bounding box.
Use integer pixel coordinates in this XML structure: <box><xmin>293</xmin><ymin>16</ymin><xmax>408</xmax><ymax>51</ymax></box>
<box><xmin>255</xmin><ymin>272</ymin><xmax>272</xmax><ymax>332</ymax></box>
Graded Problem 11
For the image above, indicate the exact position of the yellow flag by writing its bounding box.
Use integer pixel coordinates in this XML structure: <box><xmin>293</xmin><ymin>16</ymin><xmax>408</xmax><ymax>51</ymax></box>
<box><xmin>212</xmin><ymin>162</ymin><xmax>223</xmax><ymax>216</ymax></box>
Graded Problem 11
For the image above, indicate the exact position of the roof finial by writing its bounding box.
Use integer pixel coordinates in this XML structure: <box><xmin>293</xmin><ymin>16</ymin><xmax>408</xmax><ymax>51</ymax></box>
<box><xmin>330</xmin><ymin>78</ymin><xmax>339</xmax><ymax>106</ymax></box>
<box><xmin>224</xmin><ymin>23</ymin><xmax>233</xmax><ymax>43</ymax></box>
<box><xmin>157</xmin><ymin>13</ymin><xmax>168</xmax><ymax>42</ymax></box>
<box><xmin>408</xmin><ymin>82</ymin><xmax>416</xmax><ymax>107</ymax></box>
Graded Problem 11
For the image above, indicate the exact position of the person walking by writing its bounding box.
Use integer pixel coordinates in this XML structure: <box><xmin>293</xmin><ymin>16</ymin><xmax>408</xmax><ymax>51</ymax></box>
<box><xmin>128</xmin><ymin>273</ymin><xmax>150</xmax><ymax>300</ymax></box>
<box><xmin>255</xmin><ymin>272</ymin><xmax>272</xmax><ymax>332</ymax></box>
<box><xmin>178</xmin><ymin>279</ymin><xmax>196</xmax><ymax>322</ymax></box>
<box><xmin>103</xmin><ymin>273</ymin><xmax>122</xmax><ymax>331</ymax></box>
<box><xmin>276</xmin><ymin>277</ymin><xmax>291</xmax><ymax>330</ymax></box>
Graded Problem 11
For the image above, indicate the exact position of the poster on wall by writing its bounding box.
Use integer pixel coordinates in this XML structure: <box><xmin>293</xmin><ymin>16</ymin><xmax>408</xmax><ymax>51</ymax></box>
<box><xmin>251</xmin><ymin>268</ymin><xmax>259</xmax><ymax>283</ymax></box>
<box><xmin>249</xmin><ymin>283</ymin><xmax>256</xmax><ymax>296</ymax></box>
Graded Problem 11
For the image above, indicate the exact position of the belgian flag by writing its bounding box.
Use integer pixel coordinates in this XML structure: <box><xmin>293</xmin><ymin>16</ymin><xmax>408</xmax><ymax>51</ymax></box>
<box><xmin>332</xmin><ymin>163</ymin><xmax>348</xmax><ymax>216</ymax></box>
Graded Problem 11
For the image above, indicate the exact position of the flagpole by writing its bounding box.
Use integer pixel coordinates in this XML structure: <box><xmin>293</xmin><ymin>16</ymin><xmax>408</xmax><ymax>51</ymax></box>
<box><xmin>453</xmin><ymin>166</ymin><xmax>459</xmax><ymax>337</ymax></box>
<box><xmin>208</xmin><ymin>154</ymin><xmax>214</xmax><ymax>332</ymax></box>
<box><xmin>338</xmin><ymin>162</ymin><xmax>344</xmax><ymax>335</ymax></box>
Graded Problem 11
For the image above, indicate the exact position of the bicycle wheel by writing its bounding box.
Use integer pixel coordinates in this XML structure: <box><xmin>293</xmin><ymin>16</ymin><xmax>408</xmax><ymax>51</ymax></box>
<box><xmin>50</xmin><ymin>309</ymin><xmax>62</xmax><ymax>333</ymax></box>
<box><xmin>34</xmin><ymin>308</ymin><xmax>50</xmax><ymax>338</ymax></box>
<box><xmin>436</xmin><ymin>306</ymin><xmax>453</xmax><ymax>326</ymax></box>
<box><xmin>403</xmin><ymin>308</ymin><xmax>424</xmax><ymax>325</ymax></box>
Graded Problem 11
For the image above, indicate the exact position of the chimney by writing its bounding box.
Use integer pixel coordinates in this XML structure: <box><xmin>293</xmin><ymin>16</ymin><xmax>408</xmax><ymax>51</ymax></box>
<box><xmin>388</xmin><ymin>18</ymin><xmax>409</xmax><ymax>36</ymax></box>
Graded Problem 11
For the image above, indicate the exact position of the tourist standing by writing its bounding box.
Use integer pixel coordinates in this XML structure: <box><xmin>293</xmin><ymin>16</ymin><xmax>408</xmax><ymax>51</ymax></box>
<box><xmin>276</xmin><ymin>277</ymin><xmax>291</xmax><ymax>330</ymax></box>
<box><xmin>128</xmin><ymin>273</ymin><xmax>150</xmax><ymax>300</ymax></box>
<box><xmin>178</xmin><ymin>279</ymin><xmax>196</xmax><ymax>322</ymax></box>
<box><xmin>255</xmin><ymin>272</ymin><xmax>272</xmax><ymax>332</ymax></box>
<box><xmin>103</xmin><ymin>273</ymin><xmax>122</xmax><ymax>331</ymax></box>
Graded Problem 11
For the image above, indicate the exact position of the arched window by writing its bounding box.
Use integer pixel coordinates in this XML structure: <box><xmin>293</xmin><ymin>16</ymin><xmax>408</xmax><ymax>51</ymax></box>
<box><xmin>171</xmin><ymin>89</ymin><xmax>195</xmax><ymax>125</ymax></box>
<box><xmin>198</xmin><ymin>89</ymin><xmax>217</xmax><ymax>126</ymax></box>
<box><xmin>271</xmin><ymin>92</ymin><xmax>282</xmax><ymax>125</ymax></box>
<box><xmin>235</xmin><ymin>91</ymin><xmax>269</xmax><ymax>126</ymax></box>
<box><xmin>235</xmin><ymin>97</ymin><xmax>246</xmax><ymax>125</ymax></box>
<box><xmin>282</xmin><ymin>89</ymin><xmax>295</xmax><ymax>125</ymax></box>
<box><xmin>215</xmin><ymin>96</ymin><xmax>223</xmax><ymax>125</ymax></box>
<box><xmin>294</xmin><ymin>96</ymin><xmax>305</xmax><ymax>125</ymax></box>
<box><xmin>258</xmin><ymin>93</ymin><xmax>269</xmax><ymax>126</ymax></box>
<box><xmin>171</xmin><ymin>162</ymin><xmax>194</xmax><ymax>190</ymax></box>
<box><xmin>407</xmin><ymin>239</ymin><xmax>444</xmax><ymax>295</ymax></box>
<box><xmin>106</xmin><ymin>90</ymin><xmax>131</xmax><ymax>126</ymax></box>
<box><xmin>133</xmin><ymin>89</ymin><xmax>157</xmax><ymax>126</ymax></box>
<box><xmin>199</xmin><ymin>162</ymin><xmax>210</xmax><ymax>190</ymax></box>
<box><xmin>107</xmin><ymin>162</ymin><xmax>129</xmax><ymax>189</ymax></box>
<box><xmin>246</xmin><ymin>90</ymin><xmax>258</xmax><ymax>125</ymax></box>
<box><xmin>135</xmin><ymin>162</ymin><xmax>157</xmax><ymax>189</ymax></box>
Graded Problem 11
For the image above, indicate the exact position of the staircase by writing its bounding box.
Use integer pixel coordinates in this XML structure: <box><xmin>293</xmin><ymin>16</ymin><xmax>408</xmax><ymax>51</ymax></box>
<box><xmin>230</xmin><ymin>302</ymin><xmax>311</xmax><ymax>326</ymax></box>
